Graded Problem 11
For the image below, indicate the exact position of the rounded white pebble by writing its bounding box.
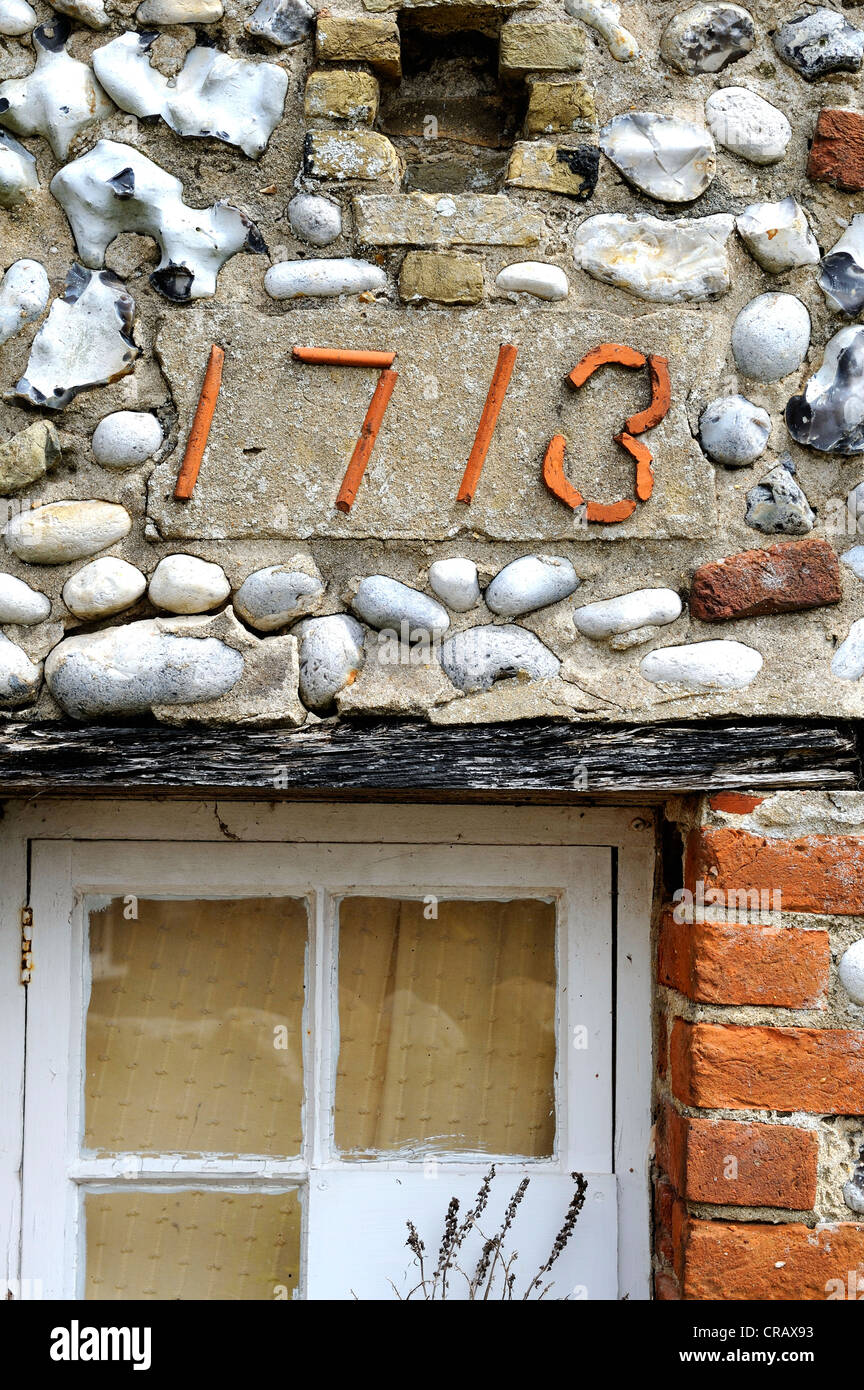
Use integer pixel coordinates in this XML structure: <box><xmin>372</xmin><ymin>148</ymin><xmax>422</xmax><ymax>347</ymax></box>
<box><xmin>699</xmin><ymin>394</ymin><xmax>771</xmax><ymax>466</ymax></box>
<box><xmin>92</xmin><ymin>412</ymin><xmax>164</xmax><ymax>469</ymax></box>
<box><xmin>731</xmin><ymin>293</ymin><xmax>810</xmax><ymax>383</ymax></box>
<box><xmin>62</xmin><ymin>557</ymin><xmax>147</xmax><ymax>620</ymax></box>
<box><xmin>148</xmin><ymin>554</ymin><xmax>231</xmax><ymax>614</ymax></box>
<box><xmin>640</xmin><ymin>639</ymin><xmax>763</xmax><ymax>690</ymax></box>
<box><xmin>485</xmin><ymin>555</ymin><xmax>579</xmax><ymax>617</ymax></box>
<box><xmin>428</xmin><ymin>559</ymin><xmax>481</xmax><ymax>613</ymax></box>
<box><xmin>287</xmin><ymin>193</ymin><xmax>342</xmax><ymax>248</ymax></box>
<box><xmin>574</xmin><ymin>588</ymin><xmax>682</xmax><ymax>639</ymax></box>
<box><xmin>495</xmin><ymin>262</ymin><xmax>569</xmax><ymax>301</ymax></box>
<box><xmin>839</xmin><ymin>940</ymin><xmax>864</xmax><ymax>1004</ymax></box>
<box><xmin>4</xmin><ymin>500</ymin><xmax>131</xmax><ymax>565</ymax></box>
<box><xmin>264</xmin><ymin>258</ymin><xmax>386</xmax><ymax>300</ymax></box>
<box><xmin>0</xmin><ymin>572</ymin><xmax>50</xmax><ymax>624</ymax></box>
<box><xmin>0</xmin><ymin>0</ymin><xmax>36</xmax><ymax>35</ymax></box>
<box><xmin>705</xmin><ymin>87</ymin><xmax>791</xmax><ymax>165</ymax></box>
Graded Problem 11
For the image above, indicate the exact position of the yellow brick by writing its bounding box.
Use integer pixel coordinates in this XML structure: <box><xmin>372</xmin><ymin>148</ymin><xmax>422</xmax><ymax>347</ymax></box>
<box><xmin>499</xmin><ymin>20</ymin><xmax>585</xmax><ymax>74</ymax></box>
<box><xmin>524</xmin><ymin>78</ymin><xmax>595</xmax><ymax>135</ymax></box>
<box><xmin>315</xmin><ymin>15</ymin><xmax>401</xmax><ymax>79</ymax></box>
<box><xmin>305</xmin><ymin>130</ymin><xmax>402</xmax><ymax>182</ymax></box>
<box><xmin>399</xmin><ymin>251</ymin><xmax>484</xmax><ymax>304</ymax></box>
<box><xmin>305</xmin><ymin>69</ymin><xmax>380</xmax><ymax>124</ymax></box>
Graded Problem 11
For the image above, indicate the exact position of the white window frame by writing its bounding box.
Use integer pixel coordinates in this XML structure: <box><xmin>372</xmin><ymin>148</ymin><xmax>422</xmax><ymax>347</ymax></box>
<box><xmin>0</xmin><ymin>801</ymin><xmax>654</xmax><ymax>1301</ymax></box>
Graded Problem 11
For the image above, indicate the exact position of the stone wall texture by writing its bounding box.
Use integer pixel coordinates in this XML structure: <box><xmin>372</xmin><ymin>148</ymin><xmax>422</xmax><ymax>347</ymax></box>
<box><xmin>2</xmin><ymin>0</ymin><xmax>864</xmax><ymax>725</ymax></box>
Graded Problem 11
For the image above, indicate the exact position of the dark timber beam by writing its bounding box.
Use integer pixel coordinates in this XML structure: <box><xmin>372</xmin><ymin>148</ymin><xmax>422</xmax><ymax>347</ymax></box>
<box><xmin>0</xmin><ymin>719</ymin><xmax>858</xmax><ymax>801</ymax></box>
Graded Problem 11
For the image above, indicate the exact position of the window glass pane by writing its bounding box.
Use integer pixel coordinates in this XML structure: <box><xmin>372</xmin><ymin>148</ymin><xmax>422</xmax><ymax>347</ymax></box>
<box><xmin>85</xmin><ymin>1190</ymin><xmax>301</xmax><ymax>1300</ymax></box>
<box><xmin>335</xmin><ymin>897</ymin><xmax>556</xmax><ymax>1157</ymax></box>
<box><xmin>85</xmin><ymin>897</ymin><xmax>307</xmax><ymax>1155</ymax></box>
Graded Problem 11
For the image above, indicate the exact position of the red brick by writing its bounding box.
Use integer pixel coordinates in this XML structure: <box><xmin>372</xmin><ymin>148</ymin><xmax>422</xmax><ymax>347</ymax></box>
<box><xmin>686</xmin><ymin>826</ymin><xmax>864</xmax><ymax>914</ymax></box>
<box><xmin>656</xmin><ymin>1102</ymin><xmax>818</xmax><ymax>1209</ymax></box>
<box><xmin>670</xmin><ymin>1019</ymin><xmax>864</xmax><ymax>1113</ymax></box>
<box><xmin>690</xmin><ymin>539</ymin><xmax>841</xmax><ymax>623</ymax></box>
<box><xmin>708</xmin><ymin>793</ymin><xmax>764</xmax><ymax>814</ymax></box>
<box><xmin>807</xmin><ymin>106</ymin><xmax>864</xmax><ymax>191</ymax></box>
<box><xmin>680</xmin><ymin>1219</ymin><xmax>864</xmax><ymax>1300</ymax></box>
<box><xmin>658</xmin><ymin>910</ymin><xmax>830</xmax><ymax>1007</ymax></box>
<box><xmin>654</xmin><ymin>1269</ymin><xmax>680</xmax><ymax>1300</ymax></box>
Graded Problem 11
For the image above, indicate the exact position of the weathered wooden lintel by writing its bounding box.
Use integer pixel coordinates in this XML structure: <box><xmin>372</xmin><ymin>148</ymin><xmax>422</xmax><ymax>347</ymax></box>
<box><xmin>0</xmin><ymin>719</ymin><xmax>858</xmax><ymax>801</ymax></box>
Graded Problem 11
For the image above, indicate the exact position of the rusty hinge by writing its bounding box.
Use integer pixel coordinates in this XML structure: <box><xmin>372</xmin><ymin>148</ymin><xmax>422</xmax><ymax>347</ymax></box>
<box><xmin>20</xmin><ymin>906</ymin><xmax>33</xmax><ymax>984</ymax></box>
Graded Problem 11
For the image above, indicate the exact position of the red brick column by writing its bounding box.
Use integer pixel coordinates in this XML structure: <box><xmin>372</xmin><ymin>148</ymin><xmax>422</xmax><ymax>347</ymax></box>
<box><xmin>655</xmin><ymin>795</ymin><xmax>864</xmax><ymax>1301</ymax></box>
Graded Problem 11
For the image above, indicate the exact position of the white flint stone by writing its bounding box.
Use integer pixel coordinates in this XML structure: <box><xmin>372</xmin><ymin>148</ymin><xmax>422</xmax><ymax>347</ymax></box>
<box><xmin>441</xmin><ymin>624</ymin><xmax>560</xmax><ymax>693</ymax></box>
<box><xmin>485</xmin><ymin>555</ymin><xmax>579</xmax><ymax>617</ymax></box>
<box><xmin>93</xmin><ymin>32</ymin><xmax>288</xmax><ymax>159</ymax></box>
<box><xmin>148</xmin><ymin>555</ymin><xmax>231</xmax><ymax>614</ymax></box>
<box><xmin>4</xmin><ymin>500</ymin><xmax>131</xmax><ymax>565</ymax></box>
<box><xmin>845</xmin><ymin>1178</ymin><xmax>864</xmax><ymax>1215</ymax></box>
<box><xmin>234</xmin><ymin>564</ymin><xmax>325</xmax><ymax>631</ymax></box>
<box><xmin>573</xmin><ymin>213</ymin><xmax>735</xmax><ymax>303</ymax></box>
<box><xmin>0</xmin><ymin>0</ymin><xmax>36</xmax><ymax>35</ymax></box>
<box><xmin>14</xmin><ymin>265</ymin><xmax>139</xmax><ymax>411</ymax></box>
<box><xmin>699</xmin><ymin>394</ymin><xmax>771</xmax><ymax>466</ymax></box>
<box><xmin>495</xmin><ymin>262</ymin><xmax>569</xmax><ymax>301</ymax></box>
<box><xmin>352</xmin><ymin>576</ymin><xmax>450</xmax><ymax>637</ymax></box>
<box><xmin>137</xmin><ymin>0</ymin><xmax>223</xmax><ymax>21</ymax></box>
<box><xmin>0</xmin><ymin>631</ymin><xmax>40</xmax><ymax>706</ymax></box>
<box><xmin>0</xmin><ymin>573</ymin><xmax>50</xmax><ymax>625</ymax></box>
<box><xmin>599</xmin><ymin>112</ymin><xmax>715</xmax><ymax>203</ymax></box>
<box><xmin>731</xmin><ymin>293</ymin><xmax>810</xmax><ymax>383</ymax></box>
<box><xmin>52</xmin><ymin>142</ymin><xmax>265</xmax><ymax>305</ymax></box>
<box><xmin>295</xmin><ymin>613</ymin><xmax>365</xmax><ymax>713</ymax></box>
<box><xmin>563</xmin><ymin>0</ymin><xmax>638</xmax><ymax>60</ymax></box>
<box><xmin>705</xmin><ymin>87</ymin><xmax>791</xmax><ymax>165</ymax></box>
<box><xmin>0</xmin><ymin>20</ymin><xmax>114</xmax><ymax>161</ymax></box>
<box><xmin>574</xmin><ymin>588</ymin><xmax>682</xmax><ymax>639</ymax></box>
<box><xmin>0</xmin><ymin>259</ymin><xmax>49</xmax><ymax>349</ymax></box>
<box><xmin>45</xmin><ymin>617</ymin><xmax>244</xmax><ymax>718</ymax></box>
<box><xmin>62</xmin><ymin>557</ymin><xmax>146</xmax><ymax>620</ymax></box>
<box><xmin>427</xmin><ymin>558</ymin><xmax>481</xmax><ymax>613</ymax></box>
<box><xmin>264</xmin><ymin>259</ymin><xmax>386</xmax><ymax>300</ymax></box>
<box><xmin>640</xmin><ymin>640</ymin><xmax>763</xmax><ymax>691</ymax></box>
<box><xmin>736</xmin><ymin>198</ymin><xmax>820</xmax><ymax>275</ymax></box>
<box><xmin>49</xmin><ymin>0</ymin><xmax>108</xmax><ymax>27</ymax></box>
<box><xmin>287</xmin><ymin>193</ymin><xmax>342</xmax><ymax>248</ymax></box>
<box><xmin>246</xmin><ymin>0</ymin><xmax>315</xmax><ymax>48</ymax></box>
<box><xmin>92</xmin><ymin>411</ymin><xmax>164</xmax><ymax>469</ymax></box>
<box><xmin>0</xmin><ymin>131</ymin><xmax>38</xmax><ymax>207</ymax></box>
<box><xmin>838</xmin><ymin>940</ymin><xmax>864</xmax><ymax>1005</ymax></box>
<box><xmin>841</xmin><ymin>546</ymin><xmax>864</xmax><ymax>582</ymax></box>
<box><xmin>660</xmin><ymin>4</ymin><xmax>755</xmax><ymax>74</ymax></box>
<box><xmin>832</xmin><ymin>619</ymin><xmax>864</xmax><ymax>681</ymax></box>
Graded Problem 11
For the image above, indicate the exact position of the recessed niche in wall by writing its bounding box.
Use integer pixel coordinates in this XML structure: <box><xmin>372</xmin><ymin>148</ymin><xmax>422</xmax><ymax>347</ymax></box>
<box><xmin>378</xmin><ymin>16</ymin><xmax>526</xmax><ymax>193</ymax></box>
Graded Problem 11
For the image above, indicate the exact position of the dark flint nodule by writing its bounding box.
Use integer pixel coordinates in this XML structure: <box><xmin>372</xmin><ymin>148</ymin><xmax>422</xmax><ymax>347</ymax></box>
<box><xmin>34</xmin><ymin>16</ymin><xmax>71</xmax><ymax>52</ymax></box>
<box><xmin>786</xmin><ymin>326</ymin><xmax>864</xmax><ymax>455</ymax></box>
<box><xmin>675</xmin><ymin>10</ymin><xmax>755</xmax><ymax>72</ymax></box>
<box><xmin>108</xmin><ymin>167</ymin><xmax>136</xmax><ymax>199</ymax></box>
<box><xmin>819</xmin><ymin>251</ymin><xmax>864</xmax><ymax>318</ymax></box>
<box><xmin>150</xmin><ymin>263</ymin><xmax>195</xmax><ymax>303</ymax></box>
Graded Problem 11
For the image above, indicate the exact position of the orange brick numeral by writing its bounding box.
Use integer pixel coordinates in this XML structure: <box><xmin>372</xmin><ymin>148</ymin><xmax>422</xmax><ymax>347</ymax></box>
<box><xmin>544</xmin><ymin>343</ymin><xmax>671</xmax><ymax>525</ymax></box>
<box><xmin>292</xmin><ymin>346</ymin><xmax>399</xmax><ymax>513</ymax></box>
<box><xmin>457</xmin><ymin>343</ymin><xmax>518</xmax><ymax>504</ymax></box>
